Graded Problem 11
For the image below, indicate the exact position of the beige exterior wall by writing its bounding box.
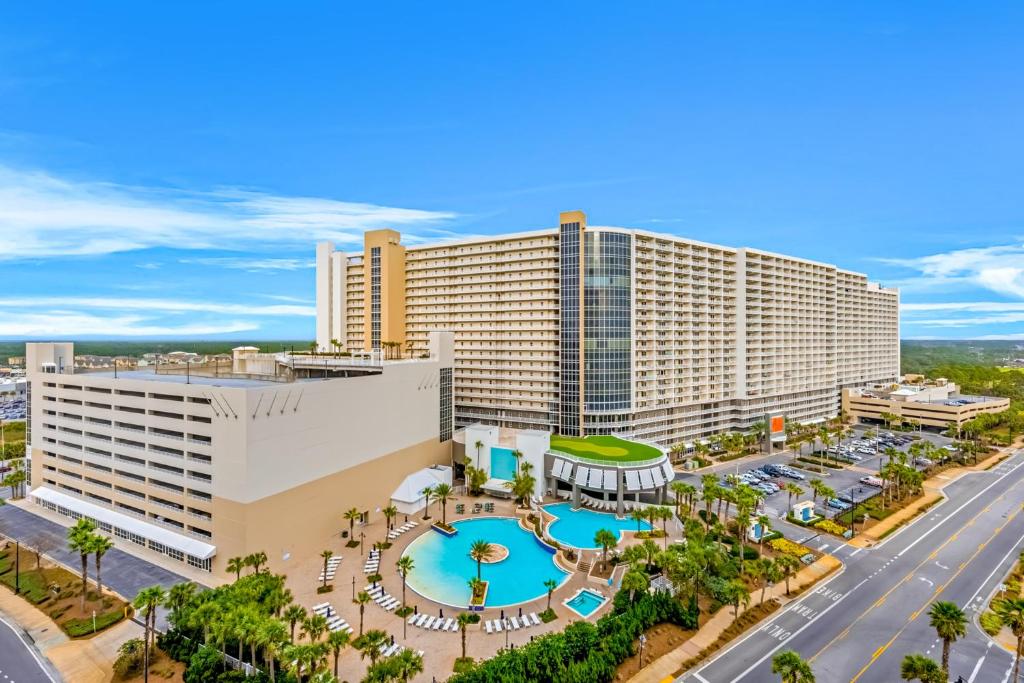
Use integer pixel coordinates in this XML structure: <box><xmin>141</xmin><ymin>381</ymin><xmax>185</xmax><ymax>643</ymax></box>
<box><xmin>316</xmin><ymin>210</ymin><xmax>900</xmax><ymax>447</ymax></box>
<box><xmin>363</xmin><ymin>229</ymin><xmax>407</xmax><ymax>352</ymax></box>
<box><xmin>842</xmin><ymin>389</ymin><xmax>1009</xmax><ymax>429</ymax></box>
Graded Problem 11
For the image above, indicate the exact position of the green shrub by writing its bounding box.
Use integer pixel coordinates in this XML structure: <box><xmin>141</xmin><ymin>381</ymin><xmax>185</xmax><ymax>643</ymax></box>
<box><xmin>184</xmin><ymin>646</ymin><xmax>223</xmax><ymax>683</ymax></box>
<box><xmin>980</xmin><ymin>611</ymin><xmax>1003</xmax><ymax>636</ymax></box>
<box><xmin>539</xmin><ymin>607</ymin><xmax>558</xmax><ymax>623</ymax></box>
<box><xmin>63</xmin><ymin>608</ymin><xmax>124</xmax><ymax>637</ymax></box>
<box><xmin>113</xmin><ymin>638</ymin><xmax>145</xmax><ymax>677</ymax></box>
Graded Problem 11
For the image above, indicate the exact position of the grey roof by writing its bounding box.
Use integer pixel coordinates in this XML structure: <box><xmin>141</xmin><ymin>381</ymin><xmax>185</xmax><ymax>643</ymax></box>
<box><xmin>82</xmin><ymin>369</ymin><xmax>303</xmax><ymax>389</ymax></box>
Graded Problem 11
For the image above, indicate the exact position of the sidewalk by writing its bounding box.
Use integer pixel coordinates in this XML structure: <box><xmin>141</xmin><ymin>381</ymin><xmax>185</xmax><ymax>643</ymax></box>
<box><xmin>627</xmin><ymin>554</ymin><xmax>842</xmax><ymax>683</ymax></box>
<box><xmin>0</xmin><ymin>581</ymin><xmax>143</xmax><ymax>682</ymax></box>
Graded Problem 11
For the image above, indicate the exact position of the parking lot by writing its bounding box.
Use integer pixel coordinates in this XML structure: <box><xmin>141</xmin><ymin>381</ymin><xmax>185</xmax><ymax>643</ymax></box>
<box><xmin>672</xmin><ymin>424</ymin><xmax>956</xmax><ymax>532</ymax></box>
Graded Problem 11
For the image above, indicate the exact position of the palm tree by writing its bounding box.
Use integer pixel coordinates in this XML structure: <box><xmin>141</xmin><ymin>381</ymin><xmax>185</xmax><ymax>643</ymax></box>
<box><xmin>927</xmin><ymin>601</ymin><xmax>966</xmax><ymax>676</ymax></box>
<box><xmin>757</xmin><ymin>514</ymin><xmax>772</xmax><ymax>552</ymax></box>
<box><xmin>392</xmin><ymin>648</ymin><xmax>425</xmax><ymax>682</ymax></box>
<box><xmin>994</xmin><ymin>597</ymin><xmax>1024</xmax><ymax>683</ymax></box>
<box><xmin>326</xmin><ymin>629</ymin><xmax>349</xmax><ymax>679</ymax></box>
<box><xmin>622</xmin><ymin>569</ymin><xmax>649</xmax><ymax>602</ymax></box>
<box><xmin>433</xmin><ymin>482</ymin><xmax>453</xmax><ymax>523</ymax></box>
<box><xmin>383</xmin><ymin>504</ymin><xmax>398</xmax><ymax>531</ymax></box>
<box><xmin>258</xmin><ymin>618</ymin><xmax>289</xmax><ymax>683</ymax></box>
<box><xmin>457</xmin><ymin>612</ymin><xmax>474</xmax><ymax>661</ymax></box>
<box><xmin>474</xmin><ymin>439</ymin><xmax>484</xmax><ymax>468</ymax></box>
<box><xmin>771</xmin><ymin>650</ymin><xmax>815</xmax><ymax>682</ymax></box>
<box><xmin>320</xmin><ymin>550</ymin><xmax>334</xmax><ymax>589</ymax></box>
<box><xmin>420</xmin><ymin>486</ymin><xmax>434</xmax><ymax>520</ymax></box>
<box><xmin>358</xmin><ymin>629</ymin><xmax>389</xmax><ymax>666</ymax></box>
<box><xmin>728</xmin><ymin>577</ymin><xmax>751</xmax><ymax>618</ymax></box>
<box><xmin>89</xmin><ymin>534</ymin><xmax>114</xmax><ymax>597</ymax></box>
<box><xmin>133</xmin><ymin>585</ymin><xmax>166</xmax><ymax>683</ymax></box>
<box><xmin>396</xmin><ymin>554</ymin><xmax>414</xmax><ymax>635</ymax></box>
<box><xmin>784</xmin><ymin>483</ymin><xmax>804</xmax><ymax>513</ymax></box>
<box><xmin>227</xmin><ymin>556</ymin><xmax>245</xmax><ymax>582</ymax></box>
<box><xmin>469</xmin><ymin>539</ymin><xmax>494</xmax><ymax>580</ymax></box>
<box><xmin>67</xmin><ymin>518</ymin><xmax>97</xmax><ymax>610</ymax></box>
<box><xmin>594</xmin><ymin>528</ymin><xmax>617</xmax><ymax>571</ymax></box>
<box><xmin>775</xmin><ymin>555</ymin><xmax>800</xmax><ymax>595</ymax></box>
<box><xmin>630</xmin><ymin>508</ymin><xmax>646</xmax><ymax>533</ymax></box>
<box><xmin>166</xmin><ymin>581</ymin><xmax>196</xmax><ymax>624</ymax></box>
<box><xmin>900</xmin><ymin>653</ymin><xmax>944</xmax><ymax>683</ymax></box>
<box><xmin>284</xmin><ymin>604</ymin><xmax>307</xmax><ymax>643</ymax></box>
<box><xmin>354</xmin><ymin>591</ymin><xmax>371</xmax><ymax>636</ymax></box>
<box><xmin>344</xmin><ymin>507</ymin><xmax>361</xmax><ymax>540</ymax></box>
<box><xmin>249</xmin><ymin>550</ymin><xmax>268</xmax><ymax>573</ymax></box>
<box><xmin>543</xmin><ymin>578</ymin><xmax>558</xmax><ymax>611</ymax></box>
<box><xmin>303</xmin><ymin>612</ymin><xmax>329</xmax><ymax>643</ymax></box>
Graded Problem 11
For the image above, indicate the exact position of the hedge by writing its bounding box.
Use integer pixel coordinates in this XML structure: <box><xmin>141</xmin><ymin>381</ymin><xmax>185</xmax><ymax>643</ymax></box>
<box><xmin>448</xmin><ymin>591</ymin><xmax>697</xmax><ymax>683</ymax></box>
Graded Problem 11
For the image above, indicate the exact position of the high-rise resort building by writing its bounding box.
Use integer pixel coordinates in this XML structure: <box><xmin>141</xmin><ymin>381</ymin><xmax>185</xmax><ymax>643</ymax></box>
<box><xmin>23</xmin><ymin>334</ymin><xmax>455</xmax><ymax>575</ymax></box>
<box><xmin>316</xmin><ymin>210</ymin><xmax>900</xmax><ymax>446</ymax></box>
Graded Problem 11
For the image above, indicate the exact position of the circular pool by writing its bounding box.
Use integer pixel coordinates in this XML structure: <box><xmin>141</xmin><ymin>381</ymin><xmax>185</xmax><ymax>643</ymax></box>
<box><xmin>402</xmin><ymin>517</ymin><xmax>569</xmax><ymax>608</ymax></box>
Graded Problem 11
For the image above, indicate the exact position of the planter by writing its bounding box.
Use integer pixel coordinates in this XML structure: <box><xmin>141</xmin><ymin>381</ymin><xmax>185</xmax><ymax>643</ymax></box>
<box><xmin>469</xmin><ymin>580</ymin><xmax>488</xmax><ymax>608</ymax></box>
<box><xmin>431</xmin><ymin>522</ymin><xmax>458</xmax><ymax>537</ymax></box>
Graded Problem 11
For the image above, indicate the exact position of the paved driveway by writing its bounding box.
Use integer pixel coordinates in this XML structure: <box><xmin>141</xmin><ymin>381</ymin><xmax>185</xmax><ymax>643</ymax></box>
<box><xmin>0</xmin><ymin>613</ymin><xmax>55</xmax><ymax>683</ymax></box>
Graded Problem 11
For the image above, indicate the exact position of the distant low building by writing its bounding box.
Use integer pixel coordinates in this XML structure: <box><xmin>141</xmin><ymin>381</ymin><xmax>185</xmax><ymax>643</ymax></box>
<box><xmin>842</xmin><ymin>380</ymin><xmax>1009</xmax><ymax>429</ymax></box>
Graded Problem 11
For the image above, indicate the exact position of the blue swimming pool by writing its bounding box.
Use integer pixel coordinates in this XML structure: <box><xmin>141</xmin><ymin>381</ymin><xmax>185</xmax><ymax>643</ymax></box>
<box><xmin>490</xmin><ymin>446</ymin><xmax>518</xmax><ymax>481</ymax></box>
<box><xmin>543</xmin><ymin>502</ymin><xmax>652</xmax><ymax>549</ymax></box>
<box><xmin>564</xmin><ymin>588</ymin><xmax>607</xmax><ymax>617</ymax></box>
<box><xmin>403</xmin><ymin>517</ymin><xmax>569</xmax><ymax>608</ymax></box>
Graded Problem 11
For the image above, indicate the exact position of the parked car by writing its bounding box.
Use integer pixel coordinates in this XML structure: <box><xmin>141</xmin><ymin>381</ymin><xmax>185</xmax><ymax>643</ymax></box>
<box><xmin>914</xmin><ymin>457</ymin><xmax>933</xmax><ymax>467</ymax></box>
<box><xmin>859</xmin><ymin>476</ymin><xmax>884</xmax><ymax>488</ymax></box>
<box><xmin>827</xmin><ymin>498</ymin><xmax>852</xmax><ymax>511</ymax></box>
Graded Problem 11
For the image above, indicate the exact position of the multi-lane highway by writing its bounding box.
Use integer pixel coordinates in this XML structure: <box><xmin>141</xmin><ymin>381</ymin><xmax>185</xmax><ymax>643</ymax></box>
<box><xmin>681</xmin><ymin>450</ymin><xmax>1024</xmax><ymax>683</ymax></box>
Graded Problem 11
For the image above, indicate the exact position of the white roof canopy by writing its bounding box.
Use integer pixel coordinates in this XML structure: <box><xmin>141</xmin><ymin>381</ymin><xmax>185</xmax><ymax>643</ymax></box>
<box><xmin>639</xmin><ymin>468</ymin><xmax>655</xmax><ymax>489</ymax></box>
<box><xmin>575</xmin><ymin>465</ymin><xmax>591</xmax><ymax>487</ymax></box>
<box><xmin>625</xmin><ymin>469</ymin><xmax>641</xmax><ymax>491</ymax></box>
<box><xmin>601</xmin><ymin>469</ymin><xmax>617</xmax><ymax>492</ymax></box>
<box><xmin>391</xmin><ymin>467</ymin><xmax>450</xmax><ymax>504</ymax></box>
<box><xmin>31</xmin><ymin>486</ymin><xmax>216</xmax><ymax>560</ymax></box>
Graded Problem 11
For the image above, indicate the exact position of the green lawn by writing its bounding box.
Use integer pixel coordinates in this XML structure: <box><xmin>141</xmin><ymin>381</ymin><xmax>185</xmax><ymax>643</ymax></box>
<box><xmin>548</xmin><ymin>435</ymin><xmax>662</xmax><ymax>462</ymax></box>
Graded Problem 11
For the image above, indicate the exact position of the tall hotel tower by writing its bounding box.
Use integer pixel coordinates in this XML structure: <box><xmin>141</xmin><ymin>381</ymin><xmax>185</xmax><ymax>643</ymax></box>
<box><xmin>316</xmin><ymin>210</ymin><xmax>899</xmax><ymax>446</ymax></box>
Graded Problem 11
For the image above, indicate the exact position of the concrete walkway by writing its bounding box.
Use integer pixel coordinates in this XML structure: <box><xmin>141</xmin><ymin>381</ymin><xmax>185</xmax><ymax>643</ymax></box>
<box><xmin>627</xmin><ymin>554</ymin><xmax>842</xmax><ymax>683</ymax></box>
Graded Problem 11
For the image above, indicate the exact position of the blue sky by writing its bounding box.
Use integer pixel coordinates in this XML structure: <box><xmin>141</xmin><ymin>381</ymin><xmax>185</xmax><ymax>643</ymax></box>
<box><xmin>1</xmin><ymin>2</ymin><xmax>1022</xmax><ymax>340</ymax></box>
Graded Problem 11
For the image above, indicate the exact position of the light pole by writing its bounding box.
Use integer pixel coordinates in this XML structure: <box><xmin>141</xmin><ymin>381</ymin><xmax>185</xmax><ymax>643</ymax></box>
<box><xmin>638</xmin><ymin>632</ymin><xmax>646</xmax><ymax>671</ymax></box>
<box><xmin>504</xmin><ymin>618</ymin><xmax>509</xmax><ymax>650</ymax></box>
<box><xmin>351</xmin><ymin>575</ymin><xmax>355</xmax><ymax>601</ymax></box>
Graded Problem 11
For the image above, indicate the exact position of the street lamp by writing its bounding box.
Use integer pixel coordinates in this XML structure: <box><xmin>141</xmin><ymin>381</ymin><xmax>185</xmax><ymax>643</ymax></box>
<box><xmin>504</xmin><ymin>618</ymin><xmax>509</xmax><ymax>650</ymax></box>
<box><xmin>638</xmin><ymin>632</ymin><xmax>647</xmax><ymax>671</ymax></box>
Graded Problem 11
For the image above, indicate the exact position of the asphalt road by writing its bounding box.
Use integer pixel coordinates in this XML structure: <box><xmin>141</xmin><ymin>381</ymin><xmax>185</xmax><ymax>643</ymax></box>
<box><xmin>0</xmin><ymin>613</ymin><xmax>56</xmax><ymax>683</ymax></box>
<box><xmin>680</xmin><ymin>448</ymin><xmax>1024</xmax><ymax>683</ymax></box>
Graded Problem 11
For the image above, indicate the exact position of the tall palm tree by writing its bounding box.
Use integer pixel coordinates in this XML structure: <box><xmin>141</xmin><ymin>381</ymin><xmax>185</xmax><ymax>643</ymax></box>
<box><xmin>775</xmin><ymin>555</ymin><xmax>800</xmax><ymax>595</ymax></box>
<box><xmin>326</xmin><ymin>629</ymin><xmax>349</xmax><ymax>679</ymax></box>
<box><xmin>474</xmin><ymin>440</ymin><xmax>484</xmax><ymax>468</ymax></box>
<box><xmin>728</xmin><ymin>577</ymin><xmax>751</xmax><ymax>618</ymax></box>
<box><xmin>771</xmin><ymin>650</ymin><xmax>815</xmax><ymax>682</ymax></box>
<box><xmin>132</xmin><ymin>585</ymin><xmax>166</xmax><ymax>683</ymax></box>
<box><xmin>165</xmin><ymin>581</ymin><xmax>196</xmax><ymax>624</ymax></box>
<box><xmin>257</xmin><ymin>618</ymin><xmax>289</xmax><ymax>683</ymax></box>
<box><xmin>395</xmin><ymin>555</ymin><xmax>414</xmax><ymax>611</ymax></box>
<box><xmin>543</xmin><ymin>578</ymin><xmax>558</xmax><ymax>611</ymax></box>
<box><xmin>630</xmin><ymin>508</ymin><xmax>646</xmax><ymax>533</ymax></box>
<box><xmin>469</xmin><ymin>539</ymin><xmax>494</xmax><ymax>580</ymax></box>
<box><xmin>250</xmin><ymin>550</ymin><xmax>268</xmax><ymax>573</ymax></box>
<box><xmin>357</xmin><ymin>629</ymin><xmax>389</xmax><ymax>666</ymax></box>
<box><xmin>392</xmin><ymin>648</ymin><xmax>425</xmax><ymax>682</ymax></box>
<box><xmin>89</xmin><ymin>534</ymin><xmax>114</xmax><ymax>597</ymax></box>
<box><xmin>784</xmin><ymin>483</ymin><xmax>804</xmax><ymax>513</ymax></box>
<box><xmin>433</xmin><ymin>482</ymin><xmax>453</xmax><ymax>523</ymax></box>
<box><xmin>900</xmin><ymin>653</ymin><xmax>944</xmax><ymax>683</ymax></box>
<box><xmin>994</xmin><ymin>597</ymin><xmax>1024</xmax><ymax>683</ymax></box>
<box><xmin>302</xmin><ymin>613</ymin><xmax>329</xmax><ymax>643</ymax></box>
<box><xmin>284</xmin><ymin>604</ymin><xmax>307</xmax><ymax>643</ymax></box>
<box><xmin>344</xmin><ymin>507</ymin><xmax>361</xmax><ymax>540</ymax></box>
<box><xmin>382</xmin><ymin>504</ymin><xmax>398</xmax><ymax>531</ymax></box>
<box><xmin>67</xmin><ymin>518</ymin><xmax>97</xmax><ymax>610</ymax></box>
<box><xmin>320</xmin><ymin>550</ymin><xmax>334</xmax><ymax>589</ymax></box>
<box><xmin>927</xmin><ymin>601</ymin><xmax>966</xmax><ymax>677</ymax></box>
<box><xmin>594</xmin><ymin>528</ymin><xmax>617</xmax><ymax>571</ymax></box>
<box><xmin>457</xmin><ymin>612</ymin><xmax>474</xmax><ymax>661</ymax></box>
<box><xmin>420</xmin><ymin>486</ymin><xmax>434</xmax><ymax>520</ymax></box>
<box><xmin>354</xmin><ymin>591</ymin><xmax>371</xmax><ymax>637</ymax></box>
<box><xmin>227</xmin><ymin>556</ymin><xmax>245</xmax><ymax>581</ymax></box>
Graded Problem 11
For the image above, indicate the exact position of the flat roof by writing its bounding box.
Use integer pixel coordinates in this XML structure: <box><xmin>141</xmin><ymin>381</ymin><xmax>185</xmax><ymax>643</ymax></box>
<box><xmin>548</xmin><ymin>434</ymin><xmax>662</xmax><ymax>463</ymax></box>
<box><xmin>81</xmin><ymin>369</ymin><xmax>299</xmax><ymax>388</ymax></box>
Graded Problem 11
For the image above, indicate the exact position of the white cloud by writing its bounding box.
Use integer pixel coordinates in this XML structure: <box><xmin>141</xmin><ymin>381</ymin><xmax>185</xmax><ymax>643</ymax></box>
<box><xmin>0</xmin><ymin>312</ymin><xmax>257</xmax><ymax>337</ymax></box>
<box><xmin>0</xmin><ymin>165</ymin><xmax>457</xmax><ymax>259</ymax></box>
<box><xmin>180</xmin><ymin>256</ymin><xmax>314</xmax><ymax>272</ymax></box>
<box><xmin>880</xmin><ymin>244</ymin><xmax>1024</xmax><ymax>298</ymax></box>
<box><xmin>0</xmin><ymin>296</ymin><xmax>314</xmax><ymax>317</ymax></box>
<box><xmin>902</xmin><ymin>302</ymin><xmax>1024</xmax><ymax>312</ymax></box>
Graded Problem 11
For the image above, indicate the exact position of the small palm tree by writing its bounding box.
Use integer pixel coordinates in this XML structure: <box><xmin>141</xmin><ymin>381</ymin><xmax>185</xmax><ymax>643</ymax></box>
<box><xmin>392</xmin><ymin>648</ymin><xmax>425</xmax><ymax>682</ymax></box>
<box><xmin>227</xmin><ymin>556</ymin><xmax>245</xmax><ymax>581</ymax></box>
<box><xmin>358</xmin><ymin>629</ymin><xmax>389</xmax><ymax>666</ymax></box>
<box><xmin>320</xmin><ymin>550</ymin><xmax>333</xmax><ymax>589</ymax></box>
<box><xmin>994</xmin><ymin>597</ymin><xmax>1024</xmax><ymax>683</ymax></box>
<box><xmin>469</xmin><ymin>539</ymin><xmax>493</xmax><ymax>580</ymax></box>
<box><xmin>900</xmin><ymin>653</ymin><xmax>944</xmax><ymax>683</ymax></box>
<box><xmin>594</xmin><ymin>528</ymin><xmax>617</xmax><ymax>570</ymax></box>
<box><xmin>771</xmin><ymin>650</ymin><xmax>815</xmax><ymax>682</ymax></box>
<box><xmin>784</xmin><ymin>483</ymin><xmax>804</xmax><ymax>512</ymax></box>
<box><xmin>302</xmin><ymin>613</ymin><xmax>329</xmax><ymax>643</ymax></box>
<box><xmin>383</xmin><ymin>504</ymin><xmax>398</xmax><ymax>531</ymax></box>
<box><xmin>67</xmin><ymin>518</ymin><xmax>97</xmax><ymax>610</ymax></box>
<box><xmin>354</xmin><ymin>591</ymin><xmax>371</xmax><ymax>637</ymax></box>
<box><xmin>775</xmin><ymin>555</ymin><xmax>800</xmax><ymax>595</ymax></box>
<box><xmin>344</xmin><ymin>507</ymin><xmax>361</xmax><ymax>540</ymax></box>
<box><xmin>421</xmin><ymin>486</ymin><xmax>434</xmax><ymax>520</ymax></box>
<box><xmin>326</xmin><ymin>629</ymin><xmax>349</xmax><ymax>679</ymax></box>
<box><xmin>543</xmin><ymin>578</ymin><xmax>557</xmax><ymax>611</ymax></box>
<box><xmin>621</xmin><ymin>569</ymin><xmax>649</xmax><ymax>602</ymax></box>
<box><xmin>284</xmin><ymin>604</ymin><xmax>307</xmax><ymax>643</ymax></box>
<box><xmin>630</xmin><ymin>508</ymin><xmax>646</xmax><ymax>533</ymax></box>
<box><xmin>396</xmin><ymin>555</ymin><xmax>414</xmax><ymax>612</ymax></box>
<box><xmin>434</xmin><ymin>482</ymin><xmax>453</xmax><ymax>524</ymax></box>
<box><xmin>928</xmin><ymin>601</ymin><xmax>966</xmax><ymax>677</ymax></box>
<box><xmin>250</xmin><ymin>550</ymin><xmax>268</xmax><ymax>573</ymax></box>
<box><xmin>474</xmin><ymin>439</ymin><xmax>484</xmax><ymax>467</ymax></box>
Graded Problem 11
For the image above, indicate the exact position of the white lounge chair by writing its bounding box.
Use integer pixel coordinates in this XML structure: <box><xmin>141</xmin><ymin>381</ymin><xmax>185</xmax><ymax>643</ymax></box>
<box><xmin>494</xmin><ymin>619</ymin><xmax>502</xmax><ymax>632</ymax></box>
<box><xmin>443</xmin><ymin>617</ymin><xmax>454</xmax><ymax>631</ymax></box>
<box><xmin>484</xmin><ymin>620</ymin><xmax>493</xmax><ymax>634</ymax></box>
<box><xmin>433</xmin><ymin>618</ymin><xmax>445</xmax><ymax>630</ymax></box>
<box><xmin>423</xmin><ymin>616</ymin><xmax>436</xmax><ymax>629</ymax></box>
<box><xmin>407</xmin><ymin>614</ymin><xmax>419</xmax><ymax>625</ymax></box>
<box><xmin>530</xmin><ymin>612</ymin><xmax>541</xmax><ymax>626</ymax></box>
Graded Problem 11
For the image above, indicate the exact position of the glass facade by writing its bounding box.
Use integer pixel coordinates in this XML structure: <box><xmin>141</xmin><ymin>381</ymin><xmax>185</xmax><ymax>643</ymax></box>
<box><xmin>583</xmin><ymin>232</ymin><xmax>632</xmax><ymax>418</ymax></box>
<box><xmin>439</xmin><ymin>367</ymin><xmax>453</xmax><ymax>442</ymax></box>
<box><xmin>559</xmin><ymin>220</ymin><xmax>582</xmax><ymax>435</ymax></box>
<box><xmin>369</xmin><ymin>246</ymin><xmax>381</xmax><ymax>349</ymax></box>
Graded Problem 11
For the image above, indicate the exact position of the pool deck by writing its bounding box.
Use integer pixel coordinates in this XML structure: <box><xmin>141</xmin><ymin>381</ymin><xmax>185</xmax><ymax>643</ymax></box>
<box><xmin>278</xmin><ymin>494</ymin><xmax>686</xmax><ymax>682</ymax></box>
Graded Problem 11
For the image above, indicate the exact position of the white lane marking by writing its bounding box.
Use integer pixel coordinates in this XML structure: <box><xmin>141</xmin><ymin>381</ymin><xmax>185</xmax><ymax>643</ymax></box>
<box><xmin>849</xmin><ymin>547</ymin><xmax>864</xmax><ymax>557</ymax></box>
<box><xmin>818</xmin><ymin>543</ymin><xmax>830</xmax><ymax>552</ymax></box>
<box><xmin>692</xmin><ymin>567</ymin><xmax>850</xmax><ymax>679</ymax></box>
<box><xmin>968</xmin><ymin>655</ymin><xmax>986</xmax><ymax>683</ymax></box>
<box><xmin>966</xmin><ymin>530</ymin><xmax>1024</xmax><ymax>607</ymax></box>
<box><xmin>714</xmin><ymin>578</ymin><xmax>870</xmax><ymax>682</ymax></box>
<box><xmin>935</xmin><ymin>561</ymin><xmax>949</xmax><ymax>570</ymax></box>
<box><xmin>692</xmin><ymin>673</ymin><xmax>710</xmax><ymax>683</ymax></box>
<box><xmin>919</xmin><ymin>577</ymin><xmax>934</xmax><ymax>587</ymax></box>
<box><xmin>898</xmin><ymin>457</ymin><xmax>1024</xmax><ymax>558</ymax></box>
<box><xmin>0</xmin><ymin>613</ymin><xmax>57</xmax><ymax>683</ymax></box>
